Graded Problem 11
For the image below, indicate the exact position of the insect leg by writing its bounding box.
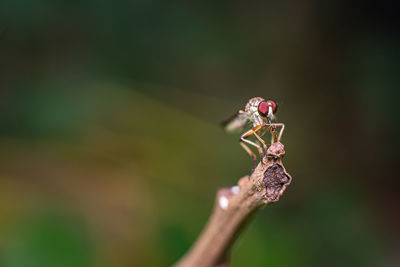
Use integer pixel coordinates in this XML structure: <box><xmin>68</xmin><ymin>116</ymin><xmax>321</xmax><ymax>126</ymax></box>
<box><xmin>240</xmin><ymin>125</ymin><xmax>266</xmax><ymax>155</ymax></box>
<box><xmin>269</xmin><ymin>123</ymin><xmax>285</xmax><ymax>142</ymax></box>
<box><xmin>240</xmin><ymin>142</ymin><xmax>257</xmax><ymax>176</ymax></box>
<box><xmin>268</xmin><ymin>124</ymin><xmax>276</xmax><ymax>144</ymax></box>
<box><xmin>253</xmin><ymin>132</ymin><xmax>267</xmax><ymax>156</ymax></box>
<box><xmin>240</xmin><ymin>125</ymin><xmax>270</xmax><ymax>175</ymax></box>
<box><xmin>240</xmin><ymin>126</ymin><xmax>261</xmax><ymax>149</ymax></box>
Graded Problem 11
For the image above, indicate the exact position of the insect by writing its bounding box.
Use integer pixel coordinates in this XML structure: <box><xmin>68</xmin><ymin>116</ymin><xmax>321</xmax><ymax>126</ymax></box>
<box><xmin>221</xmin><ymin>97</ymin><xmax>285</xmax><ymax>171</ymax></box>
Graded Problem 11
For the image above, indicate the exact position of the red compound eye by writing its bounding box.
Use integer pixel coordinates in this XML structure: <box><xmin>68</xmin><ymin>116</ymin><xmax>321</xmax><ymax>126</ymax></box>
<box><xmin>268</xmin><ymin>100</ymin><xmax>278</xmax><ymax>114</ymax></box>
<box><xmin>258</xmin><ymin>100</ymin><xmax>278</xmax><ymax>116</ymax></box>
<box><xmin>258</xmin><ymin>101</ymin><xmax>269</xmax><ymax>116</ymax></box>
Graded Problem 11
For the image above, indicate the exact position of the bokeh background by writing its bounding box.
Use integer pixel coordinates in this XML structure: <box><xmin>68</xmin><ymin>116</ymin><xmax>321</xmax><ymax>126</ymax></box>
<box><xmin>0</xmin><ymin>1</ymin><xmax>399</xmax><ymax>266</ymax></box>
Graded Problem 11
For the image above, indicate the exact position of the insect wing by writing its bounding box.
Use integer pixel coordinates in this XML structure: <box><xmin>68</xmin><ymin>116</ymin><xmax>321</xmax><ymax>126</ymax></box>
<box><xmin>221</xmin><ymin>110</ymin><xmax>250</xmax><ymax>133</ymax></box>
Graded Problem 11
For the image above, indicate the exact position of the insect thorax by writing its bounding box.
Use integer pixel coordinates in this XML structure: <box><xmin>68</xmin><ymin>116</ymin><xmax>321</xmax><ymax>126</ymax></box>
<box><xmin>245</xmin><ymin>97</ymin><xmax>266</xmax><ymax>127</ymax></box>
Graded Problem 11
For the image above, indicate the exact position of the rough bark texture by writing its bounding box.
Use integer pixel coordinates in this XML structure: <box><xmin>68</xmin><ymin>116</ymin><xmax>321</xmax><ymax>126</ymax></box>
<box><xmin>174</xmin><ymin>142</ymin><xmax>292</xmax><ymax>267</ymax></box>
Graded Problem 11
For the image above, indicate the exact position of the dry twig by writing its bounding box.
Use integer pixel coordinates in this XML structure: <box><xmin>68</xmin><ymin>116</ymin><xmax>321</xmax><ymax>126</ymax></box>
<box><xmin>174</xmin><ymin>142</ymin><xmax>292</xmax><ymax>267</ymax></box>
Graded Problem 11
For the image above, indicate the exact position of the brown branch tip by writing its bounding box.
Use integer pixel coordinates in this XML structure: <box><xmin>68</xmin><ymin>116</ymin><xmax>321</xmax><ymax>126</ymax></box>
<box><xmin>175</xmin><ymin>142</ymin><xmax>293</xmax><ymax>267</ymax></box>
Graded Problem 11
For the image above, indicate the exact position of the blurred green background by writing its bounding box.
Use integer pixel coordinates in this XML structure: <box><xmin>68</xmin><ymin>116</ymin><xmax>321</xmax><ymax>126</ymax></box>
<box><xmin>0</xmin><ymin>1</ymin><xmax>399</xmax><ymax>266</ymax></box>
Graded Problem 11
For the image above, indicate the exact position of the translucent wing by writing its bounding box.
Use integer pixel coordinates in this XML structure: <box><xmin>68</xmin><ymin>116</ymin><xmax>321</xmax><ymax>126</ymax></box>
<box><xmin>221</xmin><ymin>110</ymin><xmax>250</xmax><ymax>133</ymax></box>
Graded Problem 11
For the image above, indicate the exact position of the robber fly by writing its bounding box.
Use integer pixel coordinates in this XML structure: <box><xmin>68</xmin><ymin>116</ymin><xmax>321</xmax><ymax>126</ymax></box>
<box><xmin>221</xmin><ymin>97</ymin><xmax>285</xmax><ymax>170</ymax></box>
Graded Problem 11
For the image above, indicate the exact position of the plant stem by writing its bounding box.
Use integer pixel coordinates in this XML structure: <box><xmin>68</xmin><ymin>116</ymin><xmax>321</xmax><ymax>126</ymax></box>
<box><xmin>174</xmin><ymin>142</ymin><xmax>292</xmax><ymax>267</ymax></box>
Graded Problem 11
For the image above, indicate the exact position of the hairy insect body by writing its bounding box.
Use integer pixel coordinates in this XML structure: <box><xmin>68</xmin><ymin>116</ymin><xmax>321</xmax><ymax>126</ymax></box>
<box><xmin>245</xmin><ymin>97</ymin><xmax>265</xmax><ymax>128</ymax></box>
<box><xmin>222</xmin><ymin>96</ymin><xmax>284</xmax><ymax>173</ymax></box>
